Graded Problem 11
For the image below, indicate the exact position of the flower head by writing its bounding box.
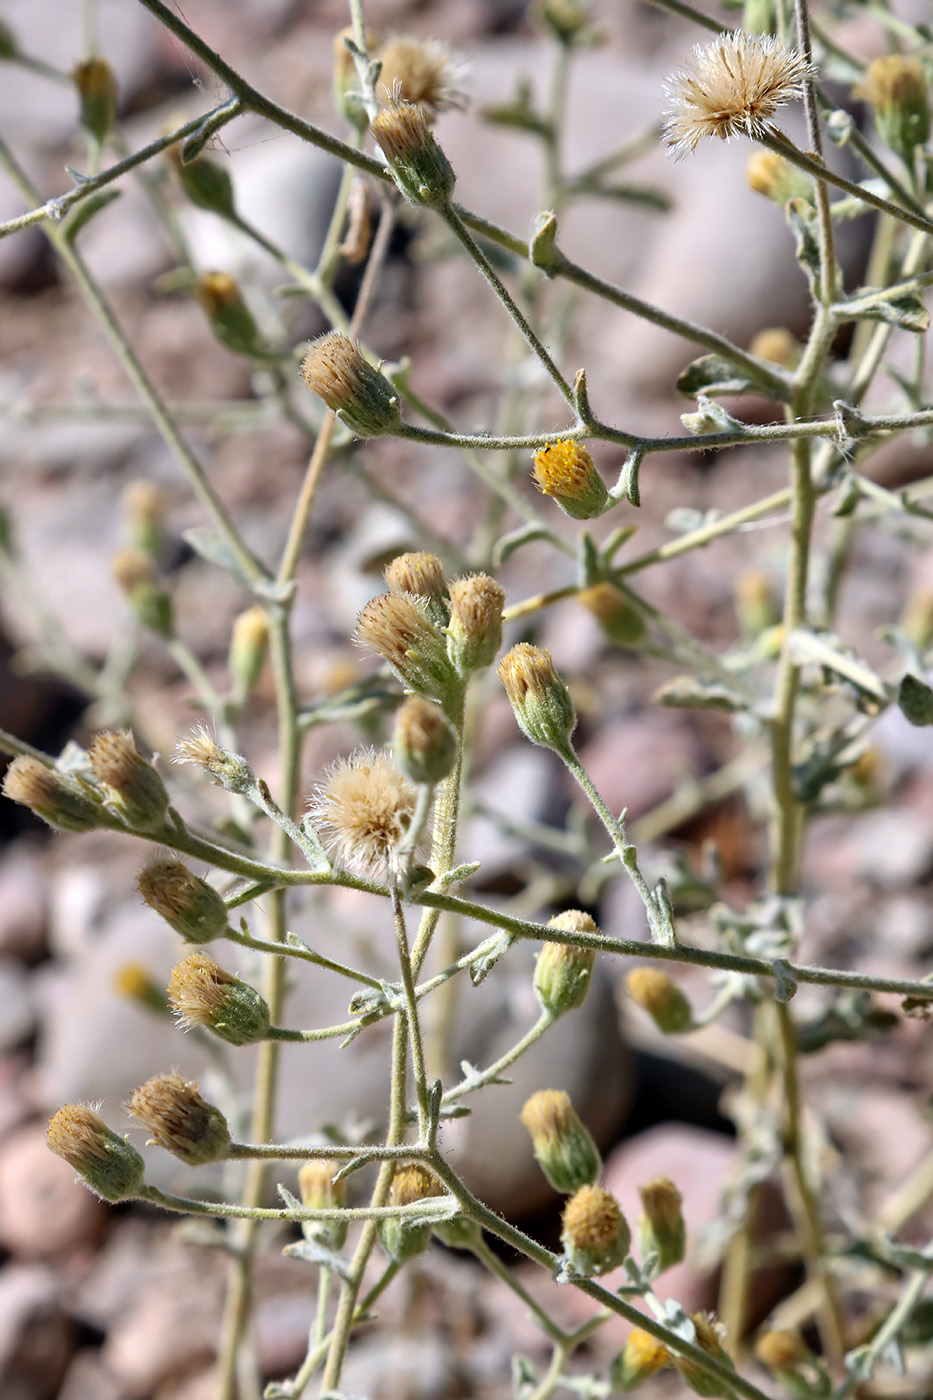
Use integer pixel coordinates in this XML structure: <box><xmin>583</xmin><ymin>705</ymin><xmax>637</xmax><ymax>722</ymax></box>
<box><xmin>533</xmin><ymin>440</ymin><xmax>608</xmax><ymax>519</ymax></box>
<box><xmin>309</xmin><ymin>748</ymin><xmax>419</xmax><ymax>876</ymax></box>
<box><xmin>167</xmin><ymin>953</ymin><xmax>270</xmax><ymax>1045</ymax></box>
<box><xmin>2</xmin><ymin>755</ymin><xmax>103</xmax><ymax>833</ymax></box>
<box><xmin>46</xmin><ymin>1104</ymin><xmax>145</xmax><ymax>1201</ymax></box>
<box><xmin>371</xmin><ymin>99</ymin><xmax>456</xmax><ymax>207</ymax></box>
<box><xmin>377</xmin><ymin>35</ymin><xmax>466</xmax><ymax>116</ymax></box>
<box><xmin>356</xmin><ymin>591</ymin><xmax>459</xmax><ymax>702</ymax></box>
<box><xmin>127</xmin><ymin>1073</ymin><xmax>230</xmax><ymax>1166</ymax></box>
<box><xmin>520</xmin><ymin>1088</ymin><xmax>601</xmax><ymax>1193</ymax></box>
<box><xmin>561</xmin><ymin>1184</ymin><xmax>631</xmax><ymax>1276</ymax></box>
<box><xmin>664</xmin><ymin>30</ymin><xmax>813</xmax><ymax>158</ymax></box>
<box><xmin>299</xmin><ymin>332</ymin><xmax>401</xmax><ymax>437</ymax></box>
<box><xmin>498</xmin><ymin>643</ymin><xmax>576</xmax><ymax>751</ymax></box>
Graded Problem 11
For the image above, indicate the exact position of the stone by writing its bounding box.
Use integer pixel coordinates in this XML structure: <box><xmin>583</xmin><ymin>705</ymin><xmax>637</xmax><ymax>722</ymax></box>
<box><xmin>0</xmin><ymin>1121</ymin><xmax>107</xmax><ymax>1259</ymax></box>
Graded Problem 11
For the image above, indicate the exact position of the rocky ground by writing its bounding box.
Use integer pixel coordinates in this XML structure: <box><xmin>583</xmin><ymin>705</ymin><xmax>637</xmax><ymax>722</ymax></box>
<box><xmin>0</xmin><ymin>2</ymin><xmax>931</xmax><ymax>1398</ymax></box>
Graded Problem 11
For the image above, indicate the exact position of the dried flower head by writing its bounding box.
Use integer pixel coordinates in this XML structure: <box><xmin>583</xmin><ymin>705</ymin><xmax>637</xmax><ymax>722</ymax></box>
<box><xmin>2</xmin><ymin>755</ymin><xmax>103</xmax><ymax>833</ymax></box>
<box><xmin>46</xmin><ymin>1104</ymin><xmax>145</xmax><ymax>1201</ymax></box>
<box><xmin>167</xmin><ymin>953</ymin><xmax>270</xmax><ymax>1045</ymax></box>
<box><xmin>137</xmin><ymin>854</ymin><xmax>229</xmax><ymax>944</ymax></box>
<box><xmin>370</xmin><ymin>98</ymin><xmax>456</xmax><ymax>206</ymax></box>
<box><xmin>356</xmin><ymin>591</ymin><xmax>458</xmax><ymax>702</ymax></box>
<box><xmin>664</xmin><ymin>30</ymin><xmax>813</xmax><ymax>158</ymax></box>
<box><xmin>447</xmin><ymin>573</ymin><xmax>505</xmax><ymax>672</ymax></box>
<box><xmin>310</xmin><ymin>748</ymin><xmax>419</xmax><ymax>876</ymax></box>
<box><xmin>560</xmin><ymin>1184</ymin><xmax>631</xmax><ymax>1276</ymax></box>
<box><xmin>174</xmin><ymin>725</ymin><xmax>254</xmax><ymax>794</ymax></box>
<box><xmin>128</xmin><ymin>1072</ymin><xmax>230</xmax><ymax>1166</ymax></box>
<box><xmin>377</xmin><ymin>35</ymin><xmax>466</xmax><ymax>115</ymax></box>
<box><xmin>533</xmin><ymin>440</ymin><xmax>608</xmax><ymax>519</ymax></box>
<box><xmin>299</xmin><ymin>331</ymin><xmax>401</xmax><ymax>437</ymax></box>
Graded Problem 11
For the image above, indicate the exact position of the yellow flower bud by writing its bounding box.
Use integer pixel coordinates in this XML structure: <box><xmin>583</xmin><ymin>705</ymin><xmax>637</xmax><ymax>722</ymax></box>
<box><xmin>533</xmin><ymin>440</ymin><xmax>608</xmax><ymax>520</ymax></box>
<box><xmin>626</xmin><ymin>967</ymin><xmax>693</xmax><ymax>1034</ymax></box>
<box><xmin>498</xmin><ymin>644</ymin><xmax>576</xmax><ymax>752</ymax></box>
<box><xmin>520</xmin><ymin>1089</ymin><xmax>601</xmax><ymax>1193</ymax></box>
<box><xmin>560</xmin><ymin>1184</ymin><xmax>630</xmax><ymax>1276</ymax></box>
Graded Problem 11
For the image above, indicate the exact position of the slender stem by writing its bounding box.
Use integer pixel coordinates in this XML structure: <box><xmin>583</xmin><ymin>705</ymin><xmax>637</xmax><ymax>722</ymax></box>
<box><xmin>469</xmin><ymin>1236</ymin><xmax>566</xmax><ymax>1343</ymax></box>
<box><xmin>391</xmin><ymin>877</ymin><xmax>429</xmax><ymax>1137</ymax></box>
<box><xmin>442</xmin><ymin>1010</ymin><xmax>553</xmax><ymax>1105</ymax></box>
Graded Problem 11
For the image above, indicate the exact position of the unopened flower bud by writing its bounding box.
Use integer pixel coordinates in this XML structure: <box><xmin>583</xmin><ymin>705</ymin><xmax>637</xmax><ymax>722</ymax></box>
<box><xmin>626</xmin><ymin>967</ymin><xmax>693</xmax><ymax>1034</ymax></box>
<box><xmin>379</xmin><ymin>1164</ymin><xmax>445</xmax><ymax>1261</ymax></box>
<box><xmin>856</xmin><ymin>56</ymin><xmax>930</xmax><ymax>166</ymax></box>
<box><xmin>73</xmin><ymin>56</ymin><xmax>117</xmax><ymax>142</ymax></box>
<box><xmin>754</xmin><ymin>1328</ymin><xmax>809</xmax><ymax>1376</ymax></box>
<box><xmin>498</xmin><ymin>644</ymin><xmax>576</xmax><ymax>752</ymax></box>
<box><xmin>128</xmin><ymin>1072</ymin><xmax>230</xmax><ymax>1166</ymax></box>
<box><xmin>577</xmin><ymin>583</ymin><xmax>646</xmax><ymax>646</ymax></box>
<box><xmin>168</xmin><ymin>953</ymin><xmax>270</xmax><ymax>1045</ymax></box>
<box><xmin>46</xmin><ymin>1104</ymin><xmax>145</xmax><ymax>1201</ymax></box>
<box><xmin>111</xmin><ymin>548</ymin><xmax>174</xmax><ymax>637</ymax></box>
<box><xmin>734</xmin><ymin>569</ymin><xmax>780</xmax><ymax>636</ymax></box>
<box><xmin>746</xmin><ymin>149</ymin><xmax>811</xmax><ymax>204</ymax></box>
<box><xmin>357</xmin><ymin>592</ymin><xmax>459</xmax><ymax>705</ymax></box>
<box><xmin>122</xmin><ymin>480</ymin><xmax>167</xmax><ymax>558</ymax></box>
<box><xmin>638</xmin><ymin>1176</ymin><xmax>686</xmax><ymax>1273</ymax></box>
<box><xmin>385</xmin><ymin>552</ymin><xmax>449</xmax><ymax>626</ymax></box>
<box><xmin>137</xmin><ymin>855</ymin><xmax>229</xmax><ymax>944</ymax></box>
<box><xmin>113</xmin><ymin>962</ymin><xmax>169</xmax><ymax>1015</ymax></box>
<box><xmin>535</xmin><ymin>0</ymin><xmax>595</xmax><ymax>47</ymax></box>
<box><xmin>299</xmin><ymin>1159</ymin><xmax>348</xmax><ymax>1248</ymax></box>
<box><xmin>432</xmin><ymin>1212</ymin><xmax>482</xmax><ymax>1249</ymax></box>
<box><xmin>167</xmin><ymin>144</ymin><xmax>237</xmax><ymax>220</ymax></box>
<box><xmin>611</xmin><ymin>1329</ymin><xmax>672</xmax><ymax>1390</ymax></box>
<box><xmin>2</xmin><ymin>755</ymin><xmax>103</xmax><ymax>833</ymax></box>
<box><xmin>674</xmin><ymin>1313</ymin><xmax>735</xmax><ymax>1397</ymax></box>
<box><xmin>534</xmin><ymin>911</ymin><xmax>598</xmax><ymax>1017</ymax></box>
<box><xmin>174</xmin><ymin>727</ymin><xmax>255</xmax><ymax>794</ymax></box>
<box><xmin>194</xmin><ymin>272</ymin><xmax>262</xmax><ymax>356</ymax></box>
<box><xmin>748</xmin><ymin>328</ymin><xmax>799</xmax><ymax>371</ymax></box>
<box><xmin>446</xmin><ymin>574</ymin><xmax>505</xmax><ymax>673</ymax></box>
<box><xmin>88</xmin><ymin>730</ymin><xmax>169</xmax><ymax>832</ymax></box>
<box><xmin>229</xmin><ymin>605</ymin><xmax>270</xmax><ymax>699</ymax></box>
<box><xmin>520</xmin><ymin>1089</ymin><xmax>601</xmax><ymax>1193</ymax></box>
<box><xmin>371</xmin><ymin>99</ymin><xmax>455</xmax><ymax>207</ymax></box>
<box><xmin>561</xmin><ymin>1184</ymin><xmax>630</xmax><ymax>1276</ymax></box>
<box><xmin>533</xmin><ymin>441</ymin><xmax>608</xmax><ymax>519</ymax></box>
<box><xmin>300</xmin><ymin>332</ymin><xmax>401</xmax><ymax>437</ymax></box>
<box><xmin>394</xmin><ymin>695</ymin><xmax>457</xmax><ymax>785</ymax></box>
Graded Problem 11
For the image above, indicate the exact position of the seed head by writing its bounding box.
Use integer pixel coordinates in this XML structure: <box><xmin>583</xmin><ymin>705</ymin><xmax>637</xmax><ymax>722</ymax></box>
<box><xmin>446</xmin><ymin>573</ymin><xmax>505</xmax><ymax>673</ymax></box>
<box><xmin>137</xmin><ymin>855</ymin><xmax>229</xmax><ymax>944</ymax></box>
<box><xmin>88</xmin><ymin>730</ymin><xmax>169</xmax><ymax>833</ymax></box>
<box><xmin>498</xmin><ymin>643</ymin><xmax>576</xmax><ymax>752</ymax></box>
<box><xmin>664</xmin><ymin>31</ymin><xmax>814</xmax><ymax>158</ymax></box>
<box><xmin>371</xmin><ymin>98</ymin><xmax>456</xmax><ymax>207</ymax></box>
<box><xmin>2</xmin><ymin>755</ymin><xmax>103</xmax><ymax>833</ymax></box>
<box><xmin>520</xmin><ymin>1088</ymin><xmax>601</xmax><ymax>1193</ymax></box>
<box><xmin>611</xmin><ymin>1328</ymin><xmax>672</xmax><ymax>1390</ymax></box>
<box><xmin>626</xmin><ymin>967</ymin><xmax>693</xmax><ymax>1034</ymax></box>
<box><xmin>167</xmin><ymin>953</ymin><xmax>270</xmax><ymax>1045</ymax></box>
<box><xmin>309</xmin><ymin>748</ymin><xmax>419</xmax><ymax>877</ymax></box>
<box><xmin>533</xmin><ymin>441</ymin><xmax>608</xmax><ymax>519</ymax></box>
<box><xmin>560</xmin><ymin>1184</ymin><xmax>631</xmax><ymax>1276</ymax></box>
<box><xmin>46</xmin><ymin>1104</ymin><xmax>145</xmax><ymax>1201</ymax></box>
<box><xmin>377</xmin><ymin>35</ymin><xmax>466</xmax><ymax>116</ymax></box>
<box><xmin>128</xmin><ymin>1073</ymin><xmax>230</xmax><ymax>1166</ymax></box>
<box><xmin>356</xmin><ymin>592</ymin><xmax>459</xmax><ymax>703</ymax></box>
<box><xmin>300</xmin><ymin>332</ymin><xmax>401</xmax><ymax>437</ymax></box>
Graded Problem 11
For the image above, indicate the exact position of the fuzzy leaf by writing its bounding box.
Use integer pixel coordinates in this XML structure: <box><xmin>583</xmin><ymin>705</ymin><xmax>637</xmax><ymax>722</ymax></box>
<box><xmin>677</xmin><ymin>353</ymin><xmax>786</xmax><ymax>401</ymax></box>
<box><xmin>835</xmin><ymin>289</ymin><xmax>930</xmax><ymax>333</ymax></box>
<box><xmin>61</xmin><ymin>189</ymin><xmax>121</xmax><ymax>244</ymax></box>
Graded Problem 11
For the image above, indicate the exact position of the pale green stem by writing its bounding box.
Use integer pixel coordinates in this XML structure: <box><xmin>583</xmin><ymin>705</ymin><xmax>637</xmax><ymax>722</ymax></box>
<box><xmin>391</xmin><ymin>877</ymin><xmax>429</xmax><ymax>1137</ymax></box>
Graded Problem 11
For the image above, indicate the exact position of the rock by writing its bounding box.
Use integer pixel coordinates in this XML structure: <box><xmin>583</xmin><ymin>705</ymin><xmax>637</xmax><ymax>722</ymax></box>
<box><xmin>57</xmin><ymin>1350</ymin><xmax>123</xmax><ymax>1400</ymax></box>
<box><xmin>0</xmin><ymin>1263</ymin><xmax>75</xmax><ymax>1400</ymax></box>
<box><xmin>0</xmin><ymin>844</ymin><xmax>47</xmax><ymax>960</ymax></box>
<box><xmin>0</xmin><ymin>960</ymin><xmax>36</xmax><ymax>1048</ymax></box>
<box><xmin>0</xmin><ymin>1121</ymin><xmax>107</xmax><ymax>1258</ymax></box>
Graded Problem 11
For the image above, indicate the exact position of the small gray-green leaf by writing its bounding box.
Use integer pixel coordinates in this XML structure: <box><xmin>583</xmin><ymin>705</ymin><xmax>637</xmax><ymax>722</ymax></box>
<box><xmin>654</xmin><ymin>675</ymin><xmax>746</xmax><ymax>712</ymax></box>
<box><xmin>61</xmin><ymin>188</ymin><xmax>121</xmax><ymax>244</ymax></box>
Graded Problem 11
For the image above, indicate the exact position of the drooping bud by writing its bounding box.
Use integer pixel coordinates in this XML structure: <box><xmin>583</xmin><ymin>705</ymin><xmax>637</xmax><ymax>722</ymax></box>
<box><xmin>128</xmin><ymin>1073</ymin><xmax>230</xmax><ymax>1166</ymax></box>
<box><xmin>576</xmin><ymin>583</ymin><xmax>646</xmax><ymax>646</ymax></box>
<box><xmin>379</xmin><ymin>1164</ymin><xmax>446</xmax><ymax>1261</ymax></box>
<box><xmin>194</xmin><ymin>272</ymin><xmax>262</xmax><ymax>356</ymax></box>
<box><xmin>228</xmin><ymin>605</ymin><xmax>270</xmax><ymax>699</ymax></box>
<box><xmin>626</xmin><ymin>967</ymin><xmax>694</xmax><ymax>1034</ymax></box>
<box><xmin>122</xmin><ymin>480</ymin><xmax>167</xmax><ymax>558</ymax></box>
<box><xmin>299</xmin><ymin>1159</ymin><xmax>348</xmax><ymax>1249</ymax></box>
<box><xmin>533</xmin><ymin>911</ymin><xmax>598</xmax><ymax>1017</ymax></box>
<box><xmin>73</xmin><ymin>56</ymin><xmax>118</xmax><ymax>142</ymax></box>
<box><xmin>385</xmin><ymin>551</ymin><xmax>449</xmax><ymax>626</ymax></box>
<box><xmin>754</xmin><ymin>1328</ymin><xmax>810</xmax><ymax>1377</ymax></box>
<box><xmin>611</xmin><ymin>1328</ymin><xmax>672</xmax><ymax>1390</ymax></box>
<box><xmin>46</xmin><ymin>1104</ymin><xmax>145</xmax><ymax>1202</ymax></box>
<box><xmin>533</xmin><ymin>440</ymin><xmax>608</xmax><ymax>520</ymax></box>
<box><xmin>2</xmin><ymin>755</ymin><xmax>103</xmax><ymax>833</ymax></box>
<box><xmin>167</xmin><ymin>953</ymin><xmax>270</xmax><ymax>1045</ymax></box>
<box><xmin>137</xmin><ymin>855</ymin><xmax>229</xmax><ymax>944</ymax></box>
<box><xmin>673</xmin><ymin>1313</ymin><xmax>736</xmax><ymax>1398</ymax></box>
<box><xmin>166</xmin><ymin>143</ymin><xmax>237</xmax><ymax>220</ymax></box>
<box><xmin>560</xmin><ymin>1184</ymin><xmax>631</xmax><ymax>1276</ymax></box>
<box><xmin>174</xmin><ymin>727</ymin><xmax>255</xmax><ymax>794</ymax></box>
<box><xmin>746</xmin><ymin>149</ymin><xmax>812</xmax><ymax>204</ymax></box>
<box><xmin>520</xmin><ymin>1089</ymin><xmax>601</xmax><ymax>1193</ymax></box>
<box><xmin>498</xmin><ymin>643</ymin><xmax>576</xmax><ymax>752</ymax></box>
<box><xmin>370</xmin><ymin>99</ymin><xmax>456</xmax><ymax>207</ymax></box>
<box><xmin>393</xmin><ymin>695</ymin><xmax>457</xmax><ymax>786</ymax></box>
<box><xmin>356</xmin><ymin>592</ymin><xmax>459</xmax><ymax>705</ymax></box>
<box><xmin>446</xmin><ymin>574</ymin><xmax>505</xmax><ymax>673</ymax></box>
<box><xmin>637</xmin><ymin>1176</ymin><xmax>686</xmax><ymax>1273</ymax></box>
<box><xmin>855</xmin><ymin>56</ymin><xmax>930</xmax><ymax>166</ymax></box>
<box><xmin>88</xmin><ymin>730</ymin><xmax>170</xmax><ymax>832</ymax></box>
<box><xmin>111</xmin><ymin>548</ymin><xmax>174</xmax><ymax>637</ymax></box>
<box><xmin>300</xmin><ymin>332</ymin><xmax>401</xmax><ymax>437</ymax></box>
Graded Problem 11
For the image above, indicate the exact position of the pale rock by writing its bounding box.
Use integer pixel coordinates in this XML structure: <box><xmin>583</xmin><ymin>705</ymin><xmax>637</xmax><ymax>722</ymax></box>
<box><xmin>0</xmin><ymin>1121</ymin><xmax>107</xmax><ymax>1258</ymax></box>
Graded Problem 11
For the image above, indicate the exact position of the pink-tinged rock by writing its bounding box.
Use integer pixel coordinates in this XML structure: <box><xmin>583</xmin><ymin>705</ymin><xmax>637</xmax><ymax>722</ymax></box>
<box><xmin>576</xmin><ymin>712</ymin><xmax>702</xmax><ymax>820</ymax></box>
<box><xmin>558</xmin><ymin>1124</ymin><xmax>736</xmax><ymax>1342</ymax></box>
<box><xmin>101</xmin><ymin>1267</ymin><xmax>221</xmax><ymax>1397</ymax></box>
<box><xmin>0</xmin><ymin>844</ymin><xmax>47</xmax><ymax>961</ymax></box>
<box><xmin>0</xmin><ymin>1262</ymin><xmax>75</xmax><ymax>1398</ymax></box>
<box><xmin>0</xmin><ymin>1121</ymin><xmax>107</xmax><ymax>1259</ymax></box>
<box><xmin>57</xmin><ymin>1349</ymin><xmax>123</xmax><ymax>1400</ymax></box>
